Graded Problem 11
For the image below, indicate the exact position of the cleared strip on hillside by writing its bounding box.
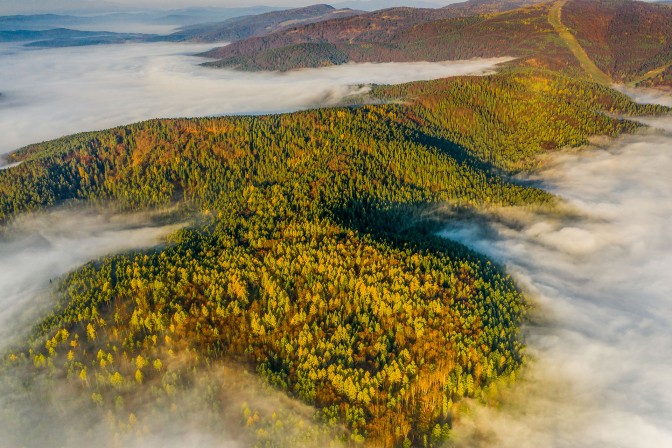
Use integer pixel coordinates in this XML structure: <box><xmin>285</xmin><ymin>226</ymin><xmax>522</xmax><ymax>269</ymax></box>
<box><xmin>548</xmin><ymin>0</ymin><xmax>612</xmax><ymax>85</ymax></box>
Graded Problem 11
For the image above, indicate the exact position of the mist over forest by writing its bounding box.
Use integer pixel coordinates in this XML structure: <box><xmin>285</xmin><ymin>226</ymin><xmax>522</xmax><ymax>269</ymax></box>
<box><xmin>0</xmin><ymin>40</ymin><xmax>508</xmax><ymax>155</ymax></box>
<box><xmin>2</xmin><ymin>2</ymin><xmax>672</xmax><ymax>447</ymax></box>
<box><xmin>444</xmin><ymin>110</ymin><xmax>672</xmax><ymax>447</ymax></box>
<box><xmin>0</xmin><ymin>24</ymin><xmax>515</xmax><ymax>447</ymax></box>
<box><xmin>0</xmin><ymin>209</ymin><xmax>184</xmax><ymax>351</ymax></box>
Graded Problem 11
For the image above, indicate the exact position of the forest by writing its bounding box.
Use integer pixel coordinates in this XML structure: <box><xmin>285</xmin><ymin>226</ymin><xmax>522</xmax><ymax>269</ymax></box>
<box><xmin>202</xmin><ymin>3</ymin><xmax>577</xmax><ymax>74</ymax></box>
<box><xmin>563</xmin><ymin>0</ymin><xmax>672</xmax><ymax>84</ymax></box>
<box><xmin>0</xmin><ymin>68</ymin><xmax>668</xmax><ymax>447</ymax></box>
<box><xmin>200</xmin><ymin>0</ymin><xmax>672</xmax><ymax>89</ymax></box>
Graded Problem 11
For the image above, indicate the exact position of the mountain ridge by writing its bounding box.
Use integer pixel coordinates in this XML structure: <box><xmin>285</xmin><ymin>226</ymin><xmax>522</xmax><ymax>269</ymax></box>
<box><xmin>198</xmin><ymin>0</ymin><xmax>672</xmax><ymax>88</ymax></box>
<box><xmin>3</xmin><ymin>67</ymin><xmax>667</xmax><ymax>447</ymax></box>
<box><xmin>166</xmin><ymin>4</ymin><xmax>363</xmax><ymax>43</ymax></box>
<box><xmin>2</xmin><ymin>3</ymin><xmax>672</xmax><ymax>447</ymax></box>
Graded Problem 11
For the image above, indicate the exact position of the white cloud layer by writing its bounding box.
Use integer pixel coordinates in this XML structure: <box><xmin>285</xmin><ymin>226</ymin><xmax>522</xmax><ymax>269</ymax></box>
<box><xmin>0</xmin><ymin>35</ymin><xmax>512</xmax><ymax>446</ymax></box>
<box><xmin>614</xmin><ymin>85</ymin><xmax>672</xmax><ymax>107</ymax></box>
<box><xmin>442</xmin><ymin>101</ymin><xmax>672</xmax><ymax>447</ymax></box>
<box><xmin>0</xmin><ymin>41</ymin><xmax>510</xmax><ymax>155</ymax></box>
<box><xmin>0</xmin><ymin>209</ymin><xmax>182</xmax><ymax>352</ymax></box>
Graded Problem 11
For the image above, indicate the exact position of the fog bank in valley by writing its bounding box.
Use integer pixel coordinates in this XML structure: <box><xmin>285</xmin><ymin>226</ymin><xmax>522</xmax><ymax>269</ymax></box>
<box><xmin>0</xmin><ymin>209</ymin><xmax>183</xmax><ymax>351</ymax></box>
<box><xmin>443</xmin><ymin>105</ymin><xmax>672</xmax><ymax>447</ymax></box>
<box><xmin>0</xmin><ymin>32</ymin><xmax>512</xmax><ymax>446</ymax></box>
<box><xmin>615</xmin><ymin>85</ymin><xmax>672</xmax><ymax>107</ymax></box>
<box><xmin>0</xmin><ymin>40</ymin><xmax>510</xmax><ymax>154</ymax></box>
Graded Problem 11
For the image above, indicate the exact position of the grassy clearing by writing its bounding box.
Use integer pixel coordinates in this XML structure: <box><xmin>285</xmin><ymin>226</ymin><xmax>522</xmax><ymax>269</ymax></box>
<box><xmin>631</xmin><ymin>62</ymin><xmax>672</xmax><ymax>86</ymax></box>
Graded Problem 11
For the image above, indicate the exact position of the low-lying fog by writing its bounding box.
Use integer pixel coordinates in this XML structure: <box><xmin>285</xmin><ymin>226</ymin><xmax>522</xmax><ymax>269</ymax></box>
<box><xmin>444</xmin><ymin>100</ymin><xmax>672</xmax><ymax>447</ymax></box>
<box><xmin>0</xmin><ymin>211</ymin><xmax>338</xmax><ymax>448</ymax></box>
<box><xmin>0</xmin><ymin>27</ymin><xmax>515</xmax><ymax>447</ymax></box>
<box><xmin>0</xmin><ymin>209</ymin><xmax>183</xmax><ymax>352</ymax></box>
<box><xmin>5</xmin><ymin>20</ymin><xmax>671</xmax><ymax>445</ymax></box>
<box><xmin>615</xmin><ymin>85</ymin><xmax>672</xmax><ymax>108</ymax></box>
<box><xmin>0</xmin><ymin>39</ymin><xmax>510</xmax><ymax>154</ymax></box>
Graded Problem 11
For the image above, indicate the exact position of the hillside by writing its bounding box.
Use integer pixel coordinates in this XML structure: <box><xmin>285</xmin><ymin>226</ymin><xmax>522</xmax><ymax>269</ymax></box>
<box><xmin>166</xmin><ymin>4</ymin><xmax>363</xmax><ymax>43</ymax></box>
<box><xmin>0</xmin><ymin>28</ymin><xmax>155</xmax><ymax>47</ymax></box>
<box><xmin>636</xmin><ymin>65</ymin><xmax>672</xmax><ymax>88</ymax></box>
<box><xmin>1</xmin><ymin>68</ymin><xmax>666</xmax><ymax>447</ymax></box>
<box><xmin>199</xmin><ymin>0</ymin><xmax>672</xmax><ymax>88</ymax></box>
<box><xmin>198</xmin><ymin>6</ymin><xmax>455</xmax><ymax>62</ymax></box>
<box><xmin>200</xmin><ymin>2</ymin><xmax>578</xmax><ymax>73</ymax></box>
<box><xmin>562</xmin><ymin>0</ymin><xmax>672</xmax><ymax>86</ymax></box>
<box><xmin>198</xmin><ymin>0</ymin><xmax>556</xmax><ymax>58</ymax></box>
<box><xmin>442</xmin><ymin>0</ymin><xmax>552</xmax><ymax>16</ymax></box>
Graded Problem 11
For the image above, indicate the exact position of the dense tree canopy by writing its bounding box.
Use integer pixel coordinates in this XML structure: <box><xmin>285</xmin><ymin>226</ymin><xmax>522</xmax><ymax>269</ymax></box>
<box><xmin>0</xmin><ymin>69</ymin><xmax>667</xmax><ymax>447</ymax></box>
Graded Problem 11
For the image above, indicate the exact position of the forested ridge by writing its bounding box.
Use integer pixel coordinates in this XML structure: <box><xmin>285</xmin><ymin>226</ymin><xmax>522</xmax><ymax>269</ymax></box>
<box><xmin>563</xmin><ymin>0</ymin><xmax>672</xmax><ymax>86</ymax></box>
<box><xmin>201</xmin><ymin>2</ymin><xmax>578</xmax><ymax>74</ymax></box>
<box><xmin>0</xmin><ymin>69</ymin><xmax>668</xmax><ymax>447</ymax></box>
<box><xmin>164</xmin><ymin>4</ymin><xmax>362</xmax><ymax>43</ymax></box>
<box><xmin>199</xmin><ymin>0</ymin><xmax>672</xmax><ymax>88</ymax></box>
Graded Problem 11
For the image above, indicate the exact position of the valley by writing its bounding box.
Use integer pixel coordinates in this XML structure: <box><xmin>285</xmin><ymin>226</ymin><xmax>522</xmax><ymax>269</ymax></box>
<box><xmin>444</xmin><ymin>109</ymin><xmax>672</xmax><ymax>447</ymax></box>
<box><xmin>1</xmin><ymin>1</ymin><xmax>671</xmax><ymax>447</ymax></box>
<box><xmin>0</xmin><ymin>41</ymin><xmax>510</xmax><ymax>154</ymax></box>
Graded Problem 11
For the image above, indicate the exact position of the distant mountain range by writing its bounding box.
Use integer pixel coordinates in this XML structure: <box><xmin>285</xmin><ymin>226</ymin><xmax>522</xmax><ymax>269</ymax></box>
<box><xmin>3</xmin><ymin>2</ymin><xmax>672</xmax><ymax>448</ymax></box>
<box><xmin>0</xmin><ymin>7</ymin><xmax>282</xmax><ymax>32</ymax></box>
<box><xmin>333</xmin><ymin>0</ymin><xmax>445</xmax><ymax>9</ymax></box>
<box><xmin>0</xmin><ymin>28</ymin><xmax>155</xmax><ymax>46</ymax></box>
<box><xmin>0</xmin><ymin>5</ymin><xmax>360</xmax><ymax>47</ymax></box>
<box><xmin>197</xmin><ymin>0</ymin><xmax>570</xmax><ymax>71</ymax></box>
<box><xmin>563</xmin><ymin>0</ymin><xmax>672</xmax><ymax>84</ymax></box>
<box><xmin>166</xmin><ymin>4</ymin><xmax>363</xmax><ymax>43</ymax></box>
<box><xmin>2</xmin><ymin>0</ymin><xmax>671</xmax><ymax>87</ymax></box>
<box><xmin>0</xmin><ymin>6</ymin><xmax>281</xmax><ymax>47</ymax></box>
<box><xmin>196</xmin><ymin>0</ymin><xmax>672</xmax><ymax>87</ymax></box>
